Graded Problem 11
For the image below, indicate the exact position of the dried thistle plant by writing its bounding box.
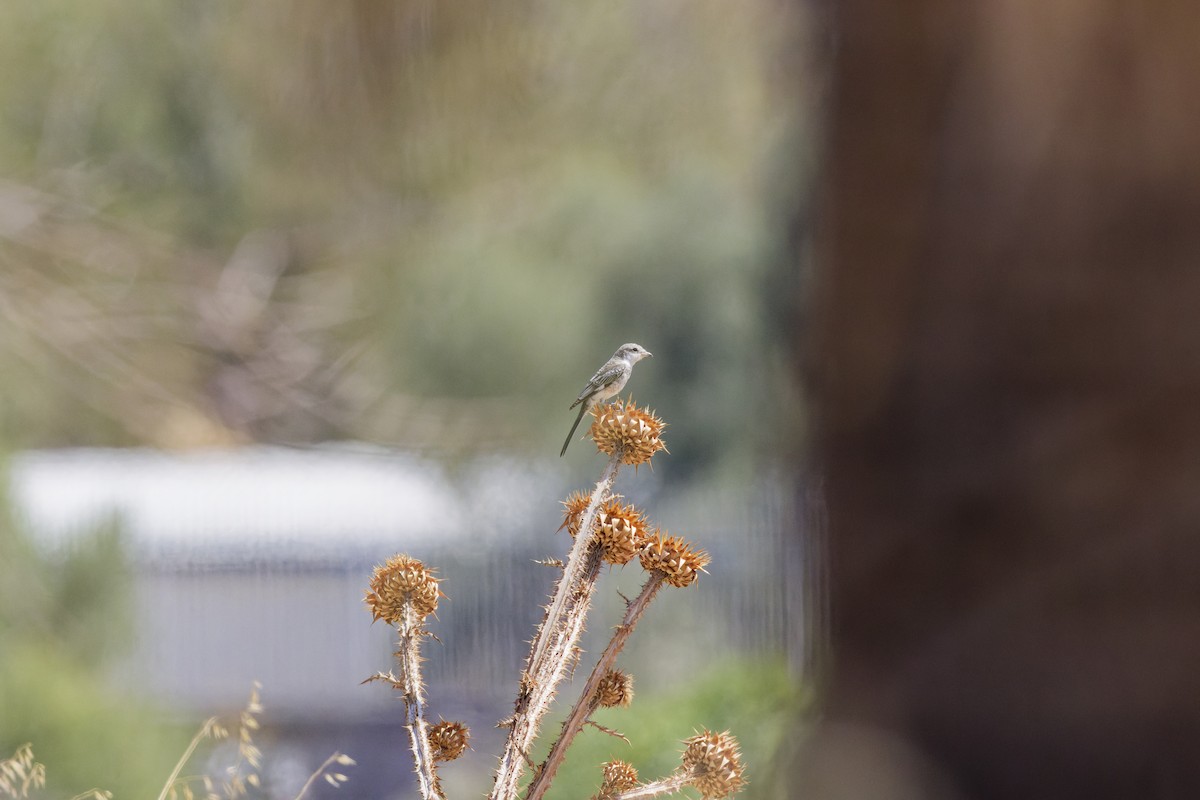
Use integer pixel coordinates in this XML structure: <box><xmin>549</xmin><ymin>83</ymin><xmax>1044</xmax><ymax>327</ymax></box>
<box><xmin>361</xmin><ymin>397</ymin><xmax>745</xmax><ymax>800</ymax></box>
<box><xmin>428</xmin><ymin>721</ymin><xmax>471</xmax><ymax>763</ymax></box>
<box><xmin>562</xmin><ymin>497</ymin><xmax>653</xmax><ymax>567</ymax></box>
<box><xmin>363</xmin><ymin>554</ymin><xmax>468</xmax><ymax>800</ymax></box>
<box><xmin>596</xmin><ymin>730</ymin><xmax>746</xmax><ymax>800</ymax></box>
<box><xmin>523</xmin><ymin>528</ymin><xmax>710</xmax><ymax>800</ymax></box>
<box><xmin>491</xmin><ymin>399</ymin><xmax>668</xmax><ymax>800</ymax></box>
<box><xmin>590</xmin><ymin>400</ymin><xmax>668</xmax><ymax>467</ymax></box>
<box><xmin>594</xmin><ymin>669</ymin><xmax>634</xmax><ymax>709</ymax></box>
<box><xmin>592</xmin><ymin>760</ymin><xmax>639</xmax><ymax>800</ymax></box>
<box><xmin>604</xmin><ymin>734</ymin><xmax>744</xmax><ymax>800</ymax></box>
<box><xmin>680</xmin><ymin>730</ymin><xmax>748</xmax><ymax>799</ymax></box>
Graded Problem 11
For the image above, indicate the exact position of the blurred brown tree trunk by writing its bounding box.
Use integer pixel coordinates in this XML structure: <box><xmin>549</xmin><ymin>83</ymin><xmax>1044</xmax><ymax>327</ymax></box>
<box><xmin>803</xmin><ymin>2</ymin><xmax>1200</xmax><ymax>798</ymax></box>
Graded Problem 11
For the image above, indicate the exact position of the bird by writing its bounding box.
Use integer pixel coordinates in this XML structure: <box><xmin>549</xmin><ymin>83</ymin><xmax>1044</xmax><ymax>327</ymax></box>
<box><xmin>560</xmin><ymin>343</ymin><xmax>653</xmax><ymax>456</ymax></box>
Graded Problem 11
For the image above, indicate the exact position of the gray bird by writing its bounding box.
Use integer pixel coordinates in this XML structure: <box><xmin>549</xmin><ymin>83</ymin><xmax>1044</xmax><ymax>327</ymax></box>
<box><xmin>560</xmin><ymin>343</ymin><xmax>653</xmax><ymax>456</ymax></box>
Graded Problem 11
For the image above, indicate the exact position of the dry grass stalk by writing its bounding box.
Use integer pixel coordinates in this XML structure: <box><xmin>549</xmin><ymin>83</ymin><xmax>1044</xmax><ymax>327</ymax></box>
<box><xmin>154</xmin><ymin>684</ymin><xmax>267</xmax><ymax>800</ymax></box>
<box><xmin>222</xmin><ymin>683</ymin><xmax>265</xmax><ymax>798</ymax></box>
<box><xmin>155</xmin><ymin>717</ymin><xmax>223</xmax><ymax>800</ymax></box>
<box><xmin>0</xmin><ymin>745</ymin><xmax>45</xmax><ymax>799</ymax></box>
<box><xmin>294</xmin><ymin>752</ymin><xmax>355</xmax><ymax>799</ymax></box>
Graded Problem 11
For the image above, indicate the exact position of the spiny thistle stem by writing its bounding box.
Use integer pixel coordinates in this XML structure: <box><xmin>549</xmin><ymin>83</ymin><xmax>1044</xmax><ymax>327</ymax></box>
<box><xmin>396</xmin><ymin>604</ymin><xmax>442</xmax><ymax>800</ymax></box>
<box><xmin>364</xmin><ymin>554</ymin><xmax>444</xmax><ymax>800</ymax></box>
<box><xmin>532</xmin><ymin>453</ymin><xmax>621</xmax><ymax>673</ymax></box>
<box><xmin>492</xmin><ymin>548</ymin><xmax>606</xmax><ymax>799</ymax></box>
<box><xmin>525</xmin><ymin>573</ymin><xmax>666</xmax><ymax>800</ymax></box>
<box><xmin>491</xmin><ymin>451</ymin><xmax>622</xmax><ymax>800</ymax></box>
<box><xmin>610</xmin><ymin>773</ymin><xmax>691</xmax><ymax>800</ymax></box>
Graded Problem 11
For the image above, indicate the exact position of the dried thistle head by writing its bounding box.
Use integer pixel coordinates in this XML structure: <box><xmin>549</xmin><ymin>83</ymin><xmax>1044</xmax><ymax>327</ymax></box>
<box><xmin>597</xmin><ymin>759</ymin><xmax>639</xmax><ymax>797</ymax></box>
<box><xmin>682</xmin><ymin>730</ymin><xmax>746</xmax><ymax>799</ymax></box>
<box><xmin>639</xmin><ymin>531</ymin><xmax>711</xmax><ymax>588</ymax></box>
<box><xmin>594</xmin><ymin>668</ymin><xmax>635</xmax><ymax>708</ymax></box>
<box><xmin>364</xmin><ymin>554</ymin><xmax>441</xmax><ymax>622</ymax></box>
<box><xmin>428</xmin><ymin>720</ymin><xmax>470</xmax><ymax>762</ymax></box>
<box><xmin>589</xmin><ymin>399</ymin><xmax>666</xmax><ymax>466</ymax></box>
<box><xmin>595</xmin><ymin>501</ymin><xmax>651</xmax><ymax>565</ymax></box>
<box><xmin>560</xmin><ymin>493</ymin><xmax>651</xmax><ymax>565</ymax></box>
<box><xmin>558</xmin><ymin>491</ymin><xmax>591</xmax><ymax>538</ymax></box>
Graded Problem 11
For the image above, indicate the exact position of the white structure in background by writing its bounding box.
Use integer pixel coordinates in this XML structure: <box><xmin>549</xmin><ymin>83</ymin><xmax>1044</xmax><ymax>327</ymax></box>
<box><xmin>11</xmin><ymin>446</ymin><xmax>468</xmax><ymax>557</ymax></box>
<box><xmin>8</xmin><ymin>446</ymin><xmax>560</xmax><ymax>717</ymax></box>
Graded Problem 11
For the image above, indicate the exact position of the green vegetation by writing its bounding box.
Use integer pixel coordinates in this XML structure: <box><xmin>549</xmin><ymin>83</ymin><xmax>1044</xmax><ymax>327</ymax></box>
<box><xmin>0</xmin><ymin>1</ymin><xmax>808</xmax><ymax>476</ymax></box>
<box><xmin>0</xmin><ymin>475</ymin><xmax>188</xmax><ymax>797</ymax></box>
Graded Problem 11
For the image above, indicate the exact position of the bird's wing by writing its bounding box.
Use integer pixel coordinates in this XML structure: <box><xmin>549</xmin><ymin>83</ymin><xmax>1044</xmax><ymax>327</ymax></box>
<box><xmin>569</xmin><ymin>361</ymin><xmax>624</xmax><ymax>407</ymax></box>
<box><xmin>591</xmin><ymin>361</ymin><xmax>627</xmax><ymax>389</ymax></box>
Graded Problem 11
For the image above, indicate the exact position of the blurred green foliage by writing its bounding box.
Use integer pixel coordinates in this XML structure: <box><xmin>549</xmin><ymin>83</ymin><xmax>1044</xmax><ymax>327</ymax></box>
<box><xmin>0</xmin><ymin>642</ymin><xmax>189</xmax><ymax>798</ymax></box>
<box><xmin>537</xmin><ymin>657</ymin><xmax>805</xmax><ymax>799</ymax></box>
<box><xmin>0</xmin><ymin>0</ymin><xmax>809</xmax><ymax>476</ymax></box>
<box><xmin>0</xmin><ymin>469</ymin><xmax>188</xmax><ymax>796</ymax></box>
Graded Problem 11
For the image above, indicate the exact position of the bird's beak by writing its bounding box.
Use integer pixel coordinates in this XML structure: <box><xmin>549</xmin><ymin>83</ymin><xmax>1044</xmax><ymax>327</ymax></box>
<box><xmin>645</xmin><ymin>350</ymin><xmax>653</xmax><ymax>358</ymax></box>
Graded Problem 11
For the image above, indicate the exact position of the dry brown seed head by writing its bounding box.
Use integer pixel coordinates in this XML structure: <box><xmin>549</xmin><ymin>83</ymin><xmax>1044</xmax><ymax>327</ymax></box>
<box><xmin>364</xmin><ymin>554</ymin><xmax>441</xmax><ymax>622</ymax></box>
<box><xmin>589</xmin><ymin>399</ymin><xmax>666</xmax><ymax>467</ymax></box>
<box><xmin>559</xmin><ymin>491</ymin><xmax>590</xmax><ymax>538</ymax></box>
<box><xmin>682</xmin><ymin>730</ymin><xmax>746</xmax><ymax>798</ymax></box>
<box><xmin>595</xmin><ymin>501</ymin><xmax>651</xmax><ymax>564</ymax></box>
<box><xmin>561</xmin><ymin>493</ymin><xmax>651</xmax><ymax>565</ymax></box>
<box><xmin>599</xmin><ymin>759</ymin><xmax>639</xmax><ymax>795</ymax></box>
<box><xmin>428</xmin><ymin>720</ymin><xmax>470</xmax><ymax>762</ymax></box>
<box><xmin>594</xmin><ymin>668</ymin><xmax>635</xmax><ymax>708</ymax></box>
<box><xmin>639</xmin><ymin>531</ymin><xmax>711</xmax><ymax>588</ymax></box>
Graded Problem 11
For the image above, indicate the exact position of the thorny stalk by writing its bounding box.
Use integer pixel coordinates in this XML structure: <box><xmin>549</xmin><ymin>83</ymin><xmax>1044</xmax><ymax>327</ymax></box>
<box><xmin>490</xmin><ymin>451</ymin><xmax>622</xmax><ymax>800</ymax></box>
<box><xmin>364</xmin><ymin>554</ymin><xmax>444</xmax><ymax>798</ymax></box>
<box><xmin>525</xmin><ymin>573</ymin><xmax>666</xmax><ymax>800</ymax></box>
<box><xmin>396</xmin><ymin>604</ymin><xmax>442</xmax><ymax>800</ymax></box>
<box><xmin>610</xmin><ymin>774</ymin><xmax>691</xmax><ymax>800</ymax></box>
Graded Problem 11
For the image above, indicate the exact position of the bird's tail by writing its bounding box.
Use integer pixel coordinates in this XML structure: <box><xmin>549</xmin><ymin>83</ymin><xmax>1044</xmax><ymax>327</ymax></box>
<box><xmin>560</xmin><ymin>404</ymin><xmax>587</xmax><ymax>457</ymax></box>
